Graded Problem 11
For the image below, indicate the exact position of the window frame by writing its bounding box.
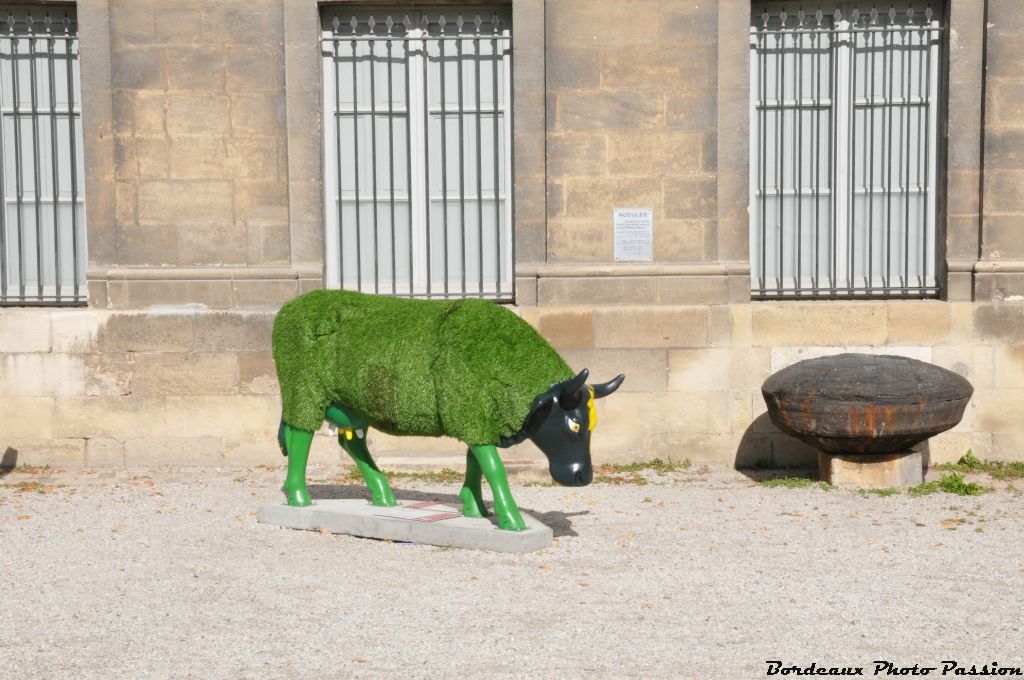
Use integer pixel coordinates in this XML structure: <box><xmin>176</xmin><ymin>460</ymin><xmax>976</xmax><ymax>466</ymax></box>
<box><xmin>320</xmin><ymin>6</ymin><xmax>515</xmax><ymax>301</ymax></box>
<box><xmin>0</xmin><ymin>3</ymin><xmax>86</xmax><ymax>307</ymax></box>
<box><xmin>747</xmin><ymin>1</ymin><xmax>947</xmax><ymax>300</ymax></box>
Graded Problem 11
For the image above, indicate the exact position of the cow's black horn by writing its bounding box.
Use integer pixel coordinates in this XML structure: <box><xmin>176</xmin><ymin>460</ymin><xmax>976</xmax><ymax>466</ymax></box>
<box><xmin>592</xmin><ymin>374</ymin><xmax>625</xmax><ymax>399</ymax></box>
<box><xmin>559</xmin><ymin>368</ymin><xmax>589</xmax><ymax>404</ymax></box>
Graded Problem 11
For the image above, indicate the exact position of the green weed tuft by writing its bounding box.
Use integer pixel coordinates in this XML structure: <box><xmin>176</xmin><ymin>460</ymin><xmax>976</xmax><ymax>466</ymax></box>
<box><xmin>936</xmin><ymin>472</ymin><xmax>985</xmax><ymax>496</ymax></box>
<box><xmin>593</xmin><ymin>473</ymin><xmax>648</xmax><ymax>486</ymax></box>
<box><xmin>934</xmin><ymin>450</ymin><xmax>1024</xmax><ymax>480</ymax></box>
<box><xmin>762</xmin><ymin>476</ymin><xmax>832</xmax><ymax>490</ymax></box>
<box><xmin>591</xmin><ymin>458</ymin><xmax>691</xmax><ymax>486</ymax></box>
<box><xmin>4</xmin><ymin>480</ymin><xmax>54</xmax><ymax>494</ymax></box>
<box><xmin>385</xmin><ymin>468</ymin><xmax>464</xmax><ymax>484</ymax></box>
<box><xmin>908</xmin><ymin>480</ymin><xmax>940</xmax><ymax>496</ymax></box>
<box><xmin>909</xmin><ymin>472</ymin><xmax>986</xmax><ymax>497</ymax></box>
<box><xmin>860</xmin><ymin>487</ymin><xmax>901</xmax><ymax>497</ymax></box>
<box><xmin>958</xmin><ymin>450</ymin><xmax>983</xmax><ymax>469</ymax></box>
<box><xmin>596</xmin><ymin>458</ymin><xmax>691</xmax><ymax>475</ymax></box>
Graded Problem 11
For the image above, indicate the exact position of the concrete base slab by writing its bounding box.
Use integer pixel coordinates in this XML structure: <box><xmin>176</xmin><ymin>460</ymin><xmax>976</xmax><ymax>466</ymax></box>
<box><xmin>819</xmin><ymin>450</ymin><xmax>925</xmax><ymax>489</ymax></box>
<box><xmin>257</xmin><ymin>499</ymin><xmax>553</xmax><ymax>553</ymax></box>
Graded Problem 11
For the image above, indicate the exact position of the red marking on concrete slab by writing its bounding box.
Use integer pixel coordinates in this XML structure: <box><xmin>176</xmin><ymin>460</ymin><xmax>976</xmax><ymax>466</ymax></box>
<box><xmin>414</xmin><ymin>512</ymin><xmax>463</xmax><ymax>523</ymax></box>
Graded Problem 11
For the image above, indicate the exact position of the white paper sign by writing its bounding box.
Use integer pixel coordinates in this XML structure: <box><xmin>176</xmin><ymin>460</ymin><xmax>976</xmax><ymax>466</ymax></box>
<box><xmin>613</xmin><ymin>208</ymin><xmax>653</xmax><ymax>262</ymax></box>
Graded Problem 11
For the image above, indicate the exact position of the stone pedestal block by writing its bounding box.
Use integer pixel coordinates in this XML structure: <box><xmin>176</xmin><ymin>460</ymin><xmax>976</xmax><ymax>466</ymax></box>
<box><xmin>257</xmin><ymin>499</ymin><xmax>553</xmax><ymax>553</ymax></box>
<box><xmin>818</xmin><ymin>450</ymin><xmax>925</xmax><ymax>489</ymax></box>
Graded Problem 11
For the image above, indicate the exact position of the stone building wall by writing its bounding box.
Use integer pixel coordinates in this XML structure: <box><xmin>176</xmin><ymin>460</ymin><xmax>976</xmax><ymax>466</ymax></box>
<box><xmin>107</xmin><ymin>0</ymin><xmax>288</xmax><ymax>268</ymax></box>
<box><xmin>0</xmin><ymin>0</ymin><xmax>1021</xmax><ymax>470</ymax></box>
<box><xmin>85</xmin><ymin>0</ymin><xmax>312</xmax><ymax>309</ymax></box>
<box><xmin>980</xmin><ymin>0</ymin><xmax>1024</xmax><ymax>296</ymax></box>
<box><xmin>544</xmin><ymin>0</ymin><xmax>718</xmax><ymax>266</ymax></box>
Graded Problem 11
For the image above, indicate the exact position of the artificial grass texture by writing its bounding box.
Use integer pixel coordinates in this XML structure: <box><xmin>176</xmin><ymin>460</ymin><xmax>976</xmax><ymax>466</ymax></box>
<box><xmin>272</xmin><ymin>290</ymin><xmax>574</xmax><ymax>445</ymax></box>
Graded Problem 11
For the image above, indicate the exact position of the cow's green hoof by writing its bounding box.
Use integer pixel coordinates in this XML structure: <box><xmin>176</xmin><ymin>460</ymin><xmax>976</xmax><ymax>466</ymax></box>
<box><xmin>370</xmin><ymin>489</ymin><xmax>399</xmax><ymax>508</ymax></box>
<box><xmin>285</xmin><ymin>486</ymin><xmax>313</xmax><ymax>507</ymax></box>
<box><xmin>459</xmin><ymin>486</ymin><xmax>489</xmax><ymax>518</ymax></box>
<box><xmin>497</xmin><ymin>509</ymin><xmax>527</xmax><ymax>532</ymax></box>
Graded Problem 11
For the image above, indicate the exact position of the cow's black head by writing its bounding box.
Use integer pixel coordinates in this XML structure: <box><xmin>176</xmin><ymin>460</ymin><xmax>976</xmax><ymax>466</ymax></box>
<box><xmin>520</xmin><ymin>369</ymin><xmax>624</xmax><ymax>487</ymax></box>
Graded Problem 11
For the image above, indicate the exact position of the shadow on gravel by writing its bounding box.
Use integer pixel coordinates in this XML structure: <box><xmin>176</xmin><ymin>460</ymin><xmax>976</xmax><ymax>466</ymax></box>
<box><xmin>734</xmin><ymin>414</ymin><xmax>818</xmax><ymax>482</ymax></box>
<box><xmin>530</xmin><ymin>510</ymin><xmax>588</xmax><ymax>538</ymax></box>
<box><xmin>308</xmin><ymin>483</ymin><xmax>587</xmax><ymax>538</ymax></box>
<box><xmin>0</xmin><ymin>447</ymin><xmax>17</xmax><ymax>477</ymax></box>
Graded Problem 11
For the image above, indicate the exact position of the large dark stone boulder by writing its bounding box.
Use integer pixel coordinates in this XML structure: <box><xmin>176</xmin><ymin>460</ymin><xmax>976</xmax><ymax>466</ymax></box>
<box><xmin>761</xmin><ymin>353</ymin><xmax>973</xmax><ymax>456</ymax></box>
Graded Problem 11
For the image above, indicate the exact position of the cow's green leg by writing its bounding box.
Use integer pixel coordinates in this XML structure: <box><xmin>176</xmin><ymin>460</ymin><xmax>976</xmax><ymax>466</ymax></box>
<box><xmin>339</xmin><ymin>435</ymin><xmax>398</xmax><ymax>507</ymax></box>
<box><xmin>282</xmin><ymin>425</ymin><xmax>314</xmax><ymax>507</ymax></box>
<box><xmin>469</xmin><ymin>444</ymin><xmax>525</xmax><ymax>531</ymax></box>
<box><xmin>459</xmin><ymin>448</ymin><xmax>489</xmax><ymax>518</ymax></box>
<box><xmin>326</xmin><ymin>403</ymin><xmax>397</xmax><ymax>508</ymax></box>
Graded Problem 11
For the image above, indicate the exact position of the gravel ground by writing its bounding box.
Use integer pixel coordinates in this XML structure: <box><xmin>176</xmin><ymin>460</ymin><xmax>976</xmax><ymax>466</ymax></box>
<box><xmin>1</xmin><ymin>463</ymin><xmax>1022</xmax><ymax>679</ymax></box>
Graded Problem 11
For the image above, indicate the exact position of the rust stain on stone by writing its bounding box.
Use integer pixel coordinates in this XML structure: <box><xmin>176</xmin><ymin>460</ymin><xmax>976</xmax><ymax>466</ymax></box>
<box><xmin>882</xmin><ymin>405</ymin><xmax>897</xmax><ymax>434</ymax></box>
<box><xmin>800</xmin><ymin>391</ymin><xmax>815</xmax><ymax>420</ymax></box>
<box><xmin>849</xmin><ymin>406</ymin><xmax>861</xmax><ymax>436</ymax></box>
<box><xmin>775</xmin><ymin>396</ymin><xmax>790</xmax><ymax>427</ymax></box>
<box><xmin>863</xmin><ymin>405</ymin><xmax>877</xmax><ymax>436</ymax></box>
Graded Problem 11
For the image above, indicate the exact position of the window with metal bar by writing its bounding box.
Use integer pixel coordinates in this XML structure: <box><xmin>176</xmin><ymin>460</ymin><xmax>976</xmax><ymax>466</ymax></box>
<box><xmin>749</xmin><ymin>1</ymin><xmax>944</xmax><ymax>298</ymax></box>
<box><xmin>321</xmin><ymin>7</ymin><xmax>513</xmax><ymax>301</ymax></box>
<box><xmin>0</xmin><ymin>5</ymin><xmax>84</xmax><ymax>306</ymax></box>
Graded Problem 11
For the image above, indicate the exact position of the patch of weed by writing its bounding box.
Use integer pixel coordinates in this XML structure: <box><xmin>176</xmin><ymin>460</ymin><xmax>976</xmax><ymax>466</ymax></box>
<box><xmin>958</xmin><ymin>450</ymin><xmax>983</xmax><ymax>469</ymax></box>
<box><xmin>324</xmin><ymin>467</ymin><xmax>464</xmax><ymax>485</ymax></box>
<box><xmin>989</xmin><ymin>465</ymin><xmax>1024</xmax><ymax>481</ymax></box>
<box><xmin>0</xmin><ymin>465</ymin><xmax>50</xmax><ymax>477</ymax></box>
<box><xmin>860</xmin><ymin>487</ymin><xmax>901</xmax><ymax>497</ymax></box>
<box><xmin>761</xmin><ymin>476</ymin><xmax>832</xmax><ymax>490</ymax></box>
<box><xmin>593</xmin><ymin>473</ymin><xmax>648</xmax><ymax>486</ymax></box>
<box><xmin>386</xmin><ymin>468</ymin><xmax>463</xmax><ymax>484</ymax></box>
<box><xmin>595</xmin><ymin>458</ymin><xmax>691</xmax><ymax>475</ymax></box>
<box><xmin>5</xmin><ymin>480</ymin><xmax>54</xmax><ymax>494</ymax></box>
<box><xmin>908</xmin><ymin>472</ymin><xmax>986</xmax><ymax>497</ymax></box>
<box><xmin>589</xmin><ymin>458</ymin><xmax>690</xmax><ymax>486</ymax></box>
<box><xmin>936</xmin><ymin>472</ymin><xmax>985</xmax><ymax>496</ymax></box>
<box><xmin>908</xmin><ymin>480</ymin><xmax>940</xmax><ymax>496</ymax></box>
<box><xmin>934</xmin><ymin>450</ymin><xmax>1024</xmax><ymax>481</ymax></box>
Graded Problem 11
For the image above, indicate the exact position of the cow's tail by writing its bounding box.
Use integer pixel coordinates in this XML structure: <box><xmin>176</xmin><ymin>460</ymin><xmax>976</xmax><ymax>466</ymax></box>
<box><xmin>277</xmin><ymin>419</ymin><xmax>288</xmax><ymax>457</ymax></box>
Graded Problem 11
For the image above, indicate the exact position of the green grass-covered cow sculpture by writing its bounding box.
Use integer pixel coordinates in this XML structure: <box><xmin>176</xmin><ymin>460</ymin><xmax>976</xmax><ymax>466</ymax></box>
<box><xmin>272</xmin><ymin>290</ymin><xmax>624</xmax><ymax>531</ymax></box>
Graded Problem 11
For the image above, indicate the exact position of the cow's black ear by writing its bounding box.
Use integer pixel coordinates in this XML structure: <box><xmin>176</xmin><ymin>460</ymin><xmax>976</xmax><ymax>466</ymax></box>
<box><xmin>521</xmin><ymin>395</ymin><xmax>554</xmax><ymax>438</ymax></box>
<box><xmin>592</xmin><ymin>374</ymin><xmax>625</xmax><ymax>399</ymax></box>
<box><xmin>501</xmin><ymin>391</ymin><xmax>554</xmax><ymax>448</ymax></box>
<box><xmin>531</xmin><ymin>388</ymin><xmax>555</xmax><ymax>410</ymax></box>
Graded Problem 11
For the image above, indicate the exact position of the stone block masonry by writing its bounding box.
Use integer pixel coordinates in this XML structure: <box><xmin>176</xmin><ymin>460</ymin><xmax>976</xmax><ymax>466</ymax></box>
<box><xmin>544</xmin><ymin>0</ymin><xmax>718</xmax><ymax>265</ymax></box>
<box><xmin>104</xmin><ymin>0</ymin><xmax>289</xmax><ymax>268</ymax></box>
<box><xmin>2</xmin><ymin>298</ymin><xmax>1022</xmax><ymax>468</ymax></box>
<box><xmin>0</xmin><ymin>308</ymin><xmax>287</xmax><ymax>467</ymax></box>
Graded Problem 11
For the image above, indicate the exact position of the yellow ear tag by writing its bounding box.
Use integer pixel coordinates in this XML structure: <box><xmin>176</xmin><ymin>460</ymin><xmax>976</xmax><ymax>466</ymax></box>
<box><xmin>587</xmin><ymin>387</ymin><xmax>597</xmax><ymax>432</ymax></box>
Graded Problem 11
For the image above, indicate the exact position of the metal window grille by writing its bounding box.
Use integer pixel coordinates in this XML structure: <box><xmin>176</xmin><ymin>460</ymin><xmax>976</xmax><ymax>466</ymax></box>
<box><xmin>321</xmin><ymin>8</ymin><xmax>513</xmax><ymax>301</ymax></box>
<box><xmin>0</xmin><ymin>6</ymin><xmax>84</xmax><ymax>306</ymax></box>
<box><xmin>750</xmin><ymin>2</ymin><xmax>945</xmax><ymax>298</ymax></box>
